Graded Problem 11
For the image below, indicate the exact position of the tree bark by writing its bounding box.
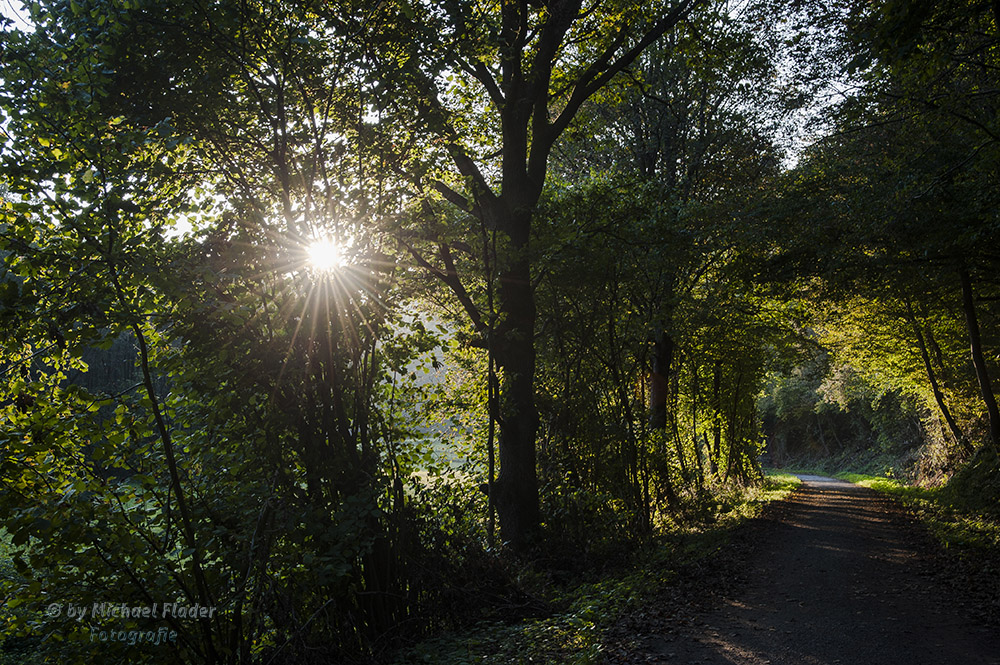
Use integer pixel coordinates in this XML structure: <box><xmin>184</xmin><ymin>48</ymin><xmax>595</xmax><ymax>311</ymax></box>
<box><xmin>958</xmin><ymin>266</ymin><xmax>1000</xmax><ymax>449</ymax></box>
<box><xmin>649</xmin><ymin>330</ymin><xmax>674</xmax><ymax>428</ymax></box>
<box><xmin>490</xmin><ymin>204</ymin><xmax>541</xmax><ymax>548</ymax></box>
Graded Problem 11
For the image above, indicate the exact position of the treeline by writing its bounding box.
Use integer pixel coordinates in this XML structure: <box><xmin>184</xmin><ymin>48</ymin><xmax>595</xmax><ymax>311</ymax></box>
<box><xmin>760</xmin><ymin>0</ymin><xmax>1000</xmax><ymax>484</ymax></box>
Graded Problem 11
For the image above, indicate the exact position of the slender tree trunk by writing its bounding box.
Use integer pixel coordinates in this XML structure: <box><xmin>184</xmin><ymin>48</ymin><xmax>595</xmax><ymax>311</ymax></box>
<box><xmin>958</xmin><ymin>266</ymin><xmax>1000</xmax><ymax>449</ymax></box>
<box><xmin>107</xmin><ymin>259</ymin><xmax>218</xmax><ymax>663</ymax></box>
<box><xmin>668</xmin><ymin>358</ymin><xmax>689</xmax><ymax>480</ymax></box>
<box><xmin>925</xmin><ymin>323</ymin><xmax>947</xmax><ymax>372</ymax></box>
<box><xmin>486</xmin><ymin>351</ymin><xmax>498</xmax><ymax>549</ymax></box>
<box><xmin>607</xmin><ymin>289</ymin><xmax>644</xmax><ymax>529</ymax></box>
<box><xmin>724</xmin><ymin>370</ymin><xmax>743</xmax><ymax>481</ymax></box>
<box><xmin>711</xmin><ymin>360</ymin><xmax>721</xmax><ymax>475</ymax></box>
<box><xmin>691</xmin><ymin>361</ymin><xmax>704</xmax><ymax>488</ymax></box>
<box><xmin>649</xmin><ymin>330</ymin><xmax>673</xmax><ymax>429</ymax></box>
<box><xmin>815</xmin><ymin>412</ymin><xmax>830</xmax><ymax>456</ymax></box>
<box><xmin>905</xmin><ymin>300</ymin><xmax>971</xmax><ymax>454</ymax></box>
<box><xmin>641</xmin><ymin>453</ymin><xmax>651</xmax><ymax>532</ymax></box>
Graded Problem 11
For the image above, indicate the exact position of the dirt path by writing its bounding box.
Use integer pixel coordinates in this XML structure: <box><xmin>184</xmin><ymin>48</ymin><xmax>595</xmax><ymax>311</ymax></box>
<box><xmin>611</xmin><ymin>475</ymin><xmax>1000</xmax><ymax>665</ymax></box>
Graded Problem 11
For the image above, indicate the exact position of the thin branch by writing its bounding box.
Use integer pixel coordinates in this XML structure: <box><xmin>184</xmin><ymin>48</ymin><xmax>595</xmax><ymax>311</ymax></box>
<box><xmin>396</xmin><ymin>236</ymin><xmax>488</xmax><ymax>336</ymax></box>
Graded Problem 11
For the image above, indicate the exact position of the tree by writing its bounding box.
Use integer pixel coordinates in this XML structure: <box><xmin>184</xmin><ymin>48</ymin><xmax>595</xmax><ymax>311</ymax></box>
<box><xmin>851</xmin><ymin>0</ymin><xmax>1000</xmax><ymax>448</ymax></box>
<box><xmin>757</xmin><ymin>12</ymin><xmax>1000</xmax><ymax>459</ymax></box>
<box><xmin>0</xmin><ymin>3</ymin><xmax>466</xmax><ymax>661</ymax></box>
<box><xmin>351</xmin><ymin>0</ymin><xmax>706</xmax><ymax>547</ymax></box>
<box><xmin>536</xmin><ymin>0</ymin><xmax>792</xmax><ymax>491</ymax></box>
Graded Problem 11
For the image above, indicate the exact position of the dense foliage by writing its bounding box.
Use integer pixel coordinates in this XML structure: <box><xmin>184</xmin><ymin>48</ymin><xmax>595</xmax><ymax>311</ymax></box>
<box><xmin>1</xmin><ymin>0</ymin><xmax>998</xmax><ymax>663</ymax></box>
<box><xmin>760</xmin><ymin>0</ymin><xmax>1000</xmax><ymax>478</ymax></box>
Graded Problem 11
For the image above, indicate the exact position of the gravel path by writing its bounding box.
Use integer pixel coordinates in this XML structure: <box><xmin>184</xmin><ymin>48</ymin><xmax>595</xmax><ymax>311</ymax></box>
<box><xmin>610</xmin><ymin>475</ymin><xmax>1000</xmax><ymax>665</ymax></box>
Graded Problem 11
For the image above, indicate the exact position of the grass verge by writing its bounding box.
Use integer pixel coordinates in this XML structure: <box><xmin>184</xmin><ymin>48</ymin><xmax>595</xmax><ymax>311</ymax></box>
<box><xmin>391</xmin><ymin>473</ymin><xmax>800</xmax><ymax>665</ymax></box>
<box><xmin>834</xmin><ymin>472</ymin><xmax>1000</xmax><ymax>554</ymax></box>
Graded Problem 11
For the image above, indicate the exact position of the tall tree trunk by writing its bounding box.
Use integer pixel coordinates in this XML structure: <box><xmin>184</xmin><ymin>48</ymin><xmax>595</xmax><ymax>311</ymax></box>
<box><xmin>668</xmin><ymin>357</ymin><xmax>690</xmax><ymax>480</ymax></box>
<box><xmin>724</xmin><ymin>369</ymin><xmax>743</xmax><ymax>481</ymax></box>
<box><xmin>607</xmin><ymin>286</ymin><xmax>644</xmax><ymax>530</ymax></box>
<box><xmin>815</xmin><ymin>412</ymin><xmax>831</xmax><ymax>456</ymax></box>
<box><xmin>925</xmin><ymin>323</ymin><xmax>947</xmax><ymax>372</ymax></box>
<box><xmin>958</xmin><ymin>266</ymin><xmax>1000</xmax><ymax>449</ymax></box>
<box><xmin>691</xmin><ymin>361</ymin><xmax>705</xmax><ymax>488</ymax></box>
<box><xmin>491</xmin><ymin>206</ymin><xmax>541</xmax><ymax>548</ymax></box>
<box><xmin>108</xmin><ymin>262</ymin><xmax>218</xmax><ymax>663</ymax></box>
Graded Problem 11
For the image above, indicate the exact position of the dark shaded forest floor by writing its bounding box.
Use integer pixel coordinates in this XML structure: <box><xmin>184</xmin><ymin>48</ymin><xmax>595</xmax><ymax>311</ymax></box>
<box><xmin>604</xmin><ymin>475</ymin><xmax>1000</xmax><ymax>665</ymax></box>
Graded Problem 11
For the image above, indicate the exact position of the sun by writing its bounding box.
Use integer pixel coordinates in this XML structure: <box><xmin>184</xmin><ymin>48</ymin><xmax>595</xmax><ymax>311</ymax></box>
<box><xmin>307</xmin><ymin>237</ymin><xmax>348</xmax><ymax>272</ymax></box>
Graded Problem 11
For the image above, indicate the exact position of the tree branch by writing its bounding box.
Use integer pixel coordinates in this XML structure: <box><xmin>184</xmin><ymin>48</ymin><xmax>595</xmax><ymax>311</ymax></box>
<box><xmin>430</xmin><ymin>179</ymin><xmax>483</xmax><ymax>221</ymax></box>
<box><xmin>396</xmin><ymin>236</ymin><xmax>488</xmax><ymax>337</ymax></box>
<box><xmin>454</xmin><ymin>54</ymin><xmax>506</xmax><ymax>110</ymax></box>
<box><xmin>546</xmin><ymin>0</ymin><xmax>703</xmax><ymax>152</ymax></box>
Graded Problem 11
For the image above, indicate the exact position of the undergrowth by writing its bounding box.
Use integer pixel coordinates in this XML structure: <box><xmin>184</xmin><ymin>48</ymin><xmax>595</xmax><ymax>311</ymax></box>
<box><xmin>390</xmin><ymin>473</ymin><xmax>800</xmax><ymax>665</ymax></box>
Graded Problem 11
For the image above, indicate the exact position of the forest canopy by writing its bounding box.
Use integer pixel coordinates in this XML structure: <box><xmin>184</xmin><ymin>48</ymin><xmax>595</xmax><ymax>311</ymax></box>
<box><xmin>0</xmin><ymin>0</ymin><xmax>998</xmax><ymax>663</ymax></box>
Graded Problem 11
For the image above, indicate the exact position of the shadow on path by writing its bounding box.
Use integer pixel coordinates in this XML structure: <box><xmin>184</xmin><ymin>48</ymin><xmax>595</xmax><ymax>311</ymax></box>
<box><xmin>617</xmin><ymin>475</ymin><xmax>1000</xmax><ymax>665</ymax></box>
